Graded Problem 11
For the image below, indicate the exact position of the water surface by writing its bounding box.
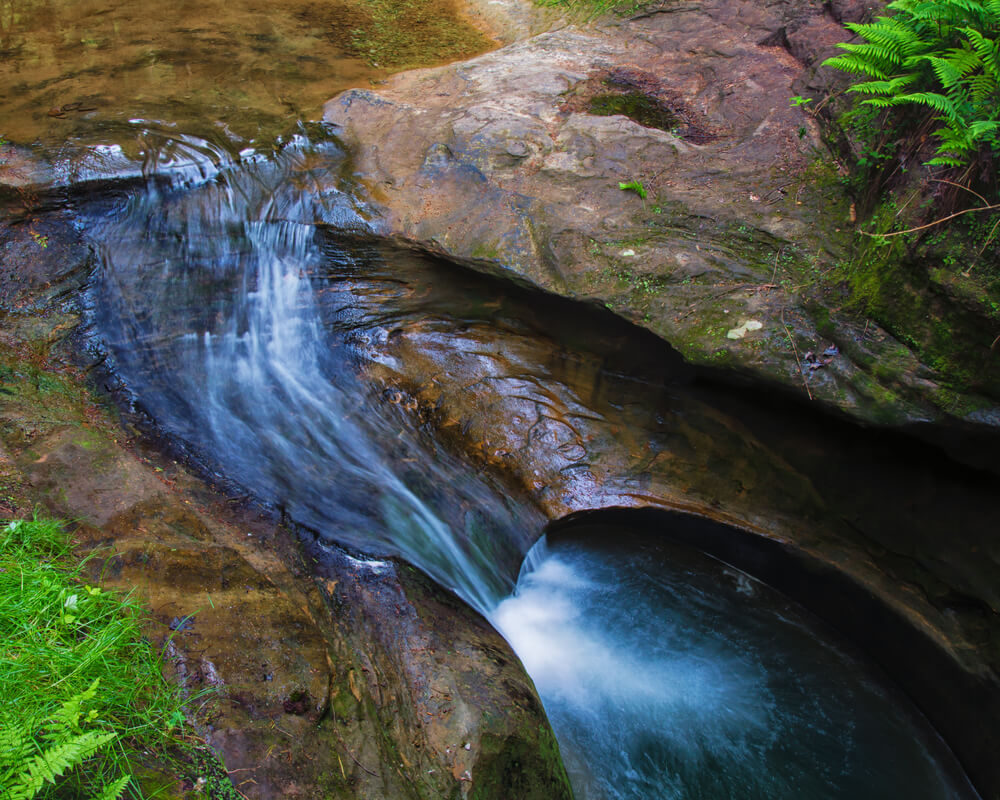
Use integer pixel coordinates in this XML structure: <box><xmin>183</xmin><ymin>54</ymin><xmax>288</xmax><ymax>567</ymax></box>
<box><xmin>0</xmin><ymin>0</ymin><xmax>489</xmax><ymax>151</ymax></box>
<box><xmin>496</xmin><ymin>531</ymin><xmax>976</xmax><ymax>800</ymax></box>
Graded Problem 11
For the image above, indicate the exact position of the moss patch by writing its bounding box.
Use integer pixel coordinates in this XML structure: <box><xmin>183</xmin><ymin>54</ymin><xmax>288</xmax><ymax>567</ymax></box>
<box><xmin>589</xmin><ymin>92</ymin><xmax>680</xmax><ymax>132</ymax></box>
<box><xmin>341</xmin><ymin>0</ymin><xmax>494</xmax><ymax>69</ymax></box>
<box><xmin>834</xmin><ymin>205</ymin><xmax>1000</xmax><ymax>400</ymax></box>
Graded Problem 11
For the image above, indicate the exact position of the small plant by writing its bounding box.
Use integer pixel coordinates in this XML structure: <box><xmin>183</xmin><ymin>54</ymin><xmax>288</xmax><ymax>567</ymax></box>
<box><xmin>618</xmin><ymin>179</ymin><xmax>648</xmax><ymax>200</ymax></box>
<box><xmin>0</xmin><ymin>517</ymin><xmax>195</xmax><ymax>799</ymax></box>
<box><xmin>1</xmin><ymin>681</ymin><xmax>129</xmax><ymax>800</ymax></box>
<box><xmin>30</xmin><ymin>232</ymin><xmax>48</xmax><ymax>249</ymax></box>
<box><xmin>790</xmin><ymin>95</ymin><xmax>814</xmax><ymax>107</ymax></box>
<box><xmin>822</xmin><ymin>0</ymin><xmax>1000</xmax><ymax>168</ymax></box>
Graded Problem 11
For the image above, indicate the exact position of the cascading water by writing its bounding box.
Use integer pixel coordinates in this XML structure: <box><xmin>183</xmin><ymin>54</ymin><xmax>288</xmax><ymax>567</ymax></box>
<box><xmin>84</xmin><ymin>135</ymin><xmax>977</xmax><ymax>800</ymax></box>
<box><xmin>86</xmin><ymin>131</ymin><xmax>532</xmax><ymax>614</ymax></box>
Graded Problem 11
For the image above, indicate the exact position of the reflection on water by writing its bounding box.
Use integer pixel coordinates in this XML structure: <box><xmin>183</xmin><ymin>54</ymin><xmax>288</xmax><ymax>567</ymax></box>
<box><xmin>495</xmin><ymin>531</ymin><xmax>976</xmax><ymax>800</ymax></box>
<box><xmin>0</xmin><ymin>0</ymin><xmax>488</xmax><ymax>150</ymax></box>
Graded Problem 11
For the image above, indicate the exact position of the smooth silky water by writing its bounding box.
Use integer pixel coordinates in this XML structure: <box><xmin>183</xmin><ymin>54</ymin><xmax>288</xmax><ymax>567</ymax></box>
<box><xmin>78</xmin><ymin>137</ymin><xmax>978</xmax><ymax>799</ymax></box>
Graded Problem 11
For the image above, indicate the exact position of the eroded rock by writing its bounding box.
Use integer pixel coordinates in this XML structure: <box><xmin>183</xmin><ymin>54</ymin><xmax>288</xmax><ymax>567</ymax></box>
<box><xmin>323</xmin><ymin>0</ymin><xmax>998</xmax><ymax>431</ymax></box>
<box><xmin>324</xmin><ymin>239</ymin><xmax>1000</xmax><ymax>798</ymax></box>
<box><xmin>0</xmin><ymin>309</ymin><xmax>572</xmax><ymax>800</ymax></box>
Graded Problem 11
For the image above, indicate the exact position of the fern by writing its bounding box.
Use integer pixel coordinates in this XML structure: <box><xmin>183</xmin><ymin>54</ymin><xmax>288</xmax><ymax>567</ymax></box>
<box><xmin>94</xmin><ymin>775</ymin><xmax>132</xmax><ymax>800</ymax></box>
<box><xmin>0</xmin><ymin>722</ymin><xmax>36</xmax><ymax>769</ymax></box>
<box><xmin>0</xmin><ymin>682</ymin><xmax>134</xmax><ymax>800</ymax></box>
<box><xmin>823</xmin><ymin>0</ymin><xmax>1000</xmax><ymax>168</ymax></box>
<box><xmin>8</xmin><ymin>732</ymin><xmax>117</xmax><ymax>800</ymax></box>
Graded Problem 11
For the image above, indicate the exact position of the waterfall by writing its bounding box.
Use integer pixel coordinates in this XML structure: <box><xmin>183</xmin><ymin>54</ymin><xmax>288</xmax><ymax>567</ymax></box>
<box><xmin>85</xmin><ymin>132</ymin><xmax>529</xmax><ymax>615</ymax></box>
<box><xmin>84</xmin><ymin>134</ymin><xmax>976</xmax><ymax>800</ymax></box>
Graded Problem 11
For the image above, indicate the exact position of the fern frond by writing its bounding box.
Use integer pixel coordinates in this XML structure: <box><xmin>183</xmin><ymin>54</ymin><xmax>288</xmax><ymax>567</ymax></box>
<box><xmin>963</xmin><ymin>27</ymin><xmax>1000</xmax><ymax>79</ymax></box>
<box><xmin>8</xmin><ymin>731</ymin><xmax>116</xmax><ymax>800</ymax></box>
<box><xmin>850</xmin><ymin>74</ymin><xmax>922</xmax><ymax>94</ymax></box>
<box><xmin>906</xmin><ymin>0</ymin><xmax>989</xmax><ymax>26</ymax></box>
<box><xmin>966</xmin><ymin>73</ymin><xmax>1000</xmax><ymax>104</ymax></box>
<box><xmin>93</xmin><ymin>775</ymin><xmax>132</xmax><ymax>800</ymax></box>
<box><xmin>968</xmin><ymin>119</ymin><xmax>1000</xmax><ymax>137</ymax></box>
<box><xmin>860</xmin><ymin>96</ymin><xmax>903</xmax><ymax>107</ymax></box>
<box><xmin>47</xmin><ymin>679</ymin><xmax>100</xmax><ymax>736</ymax></box>
<box><xmin>895</xmin><ymin>90</ymin><xmax>962</xmax><ymax>118</ymax></box>
<box><xmin>922</xmin><ymin>54</ymin><xmax>965</xmax><ymax>88</ymax></box>
<box><xmin>932</xmin><ymin>123</ymin><xmax>976</xmax><ymax>156</ymax></box>
<box><xmin>857</xmin><ymin>16</ymin><xmax>929</xmax><ymax>56</ymax></box>
<box><xmin>926</xmin><ymin>153</ymin><xmax>967</xmax><ymax>166</ymax></box>
<box><xmin>0</xmin><ymin>724</ymin><xmax>35</xmax><ymax>769</ymax></box>
<box><xmin>944</xmin><ymin>44</ymin><xmax>985</xmax><ymax>77</ymax></box>
<box><xmin>824</xmin><ymin>51</ymin><xmax>892</xmax><ymax>79</ymax></box>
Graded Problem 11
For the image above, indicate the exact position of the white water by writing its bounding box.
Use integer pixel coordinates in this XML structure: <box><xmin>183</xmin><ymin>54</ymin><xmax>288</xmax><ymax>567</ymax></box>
<box><xmin>494</xmin><ymin>536</ymin><xmax>974</xmax><ymax>800</ymax></box>
<box><xmin>86</xmin><ymin>135</ymin><xmax>528</xmax><ymax>613</ymax></box>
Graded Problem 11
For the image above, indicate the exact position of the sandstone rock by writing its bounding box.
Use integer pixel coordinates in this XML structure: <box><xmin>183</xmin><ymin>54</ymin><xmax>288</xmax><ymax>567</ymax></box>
<box><xmin>323</xmin><ymin>0</ymin><xmax>999</xmax><ymax>432</ymax></box>
<box><xmin>0</xmin><ymin>311</ymin><xmax>572</xmax><ymax>800</ymax></box>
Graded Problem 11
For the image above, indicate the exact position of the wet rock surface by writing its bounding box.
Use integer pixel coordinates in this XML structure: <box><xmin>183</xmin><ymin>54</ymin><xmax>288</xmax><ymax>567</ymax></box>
<box><xmin>0</xmin><ymin>300</ymin><xmax>571</xmax><ymax>799</ymax></box>
<box><xmin>328</xmin><ymin>238</ymin><xmax>1000</xmax><ymax>797</ymax></box>
<box><xmin>322</xmin><ymin>0</ymin><xmax>1000</xmax><ymax>431</ymax></box>
<box><xmin>1</xmin><ymin>0</ymin><xmax>998</xmax><ymax>794</ymax></box>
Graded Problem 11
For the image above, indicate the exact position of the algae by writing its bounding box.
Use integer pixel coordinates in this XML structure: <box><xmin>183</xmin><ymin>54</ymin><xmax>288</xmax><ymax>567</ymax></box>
<box><xmin>344</xmin><ymin>0</ymin><xmax>494</xmax><ymax>69</ymax></box>
<box><xmin>589</xmin><ymin>92</ymin><xmax>680</xmax><ymax>133</ymax></box>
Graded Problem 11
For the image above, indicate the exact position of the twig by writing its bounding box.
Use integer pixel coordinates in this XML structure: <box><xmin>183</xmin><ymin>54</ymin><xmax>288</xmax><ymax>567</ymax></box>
<box><xmin>781</xmin><ymin>310</ymin><xmax>813</xmax><ymax>401</ymax></box>
<box><xmin>930</xmin><ymin>178</ymin><xmax>990</xmax><ymax>207</ymax></box>
<box><xmin>992</xmin><ymin>333</ymin><xmax>1000</xmax><ymax>351</ymax></box>
<box><xmin>343</xmin><ymin>747</ymin><xmax>378</xmax><ymax>777</ymax></box>
<box><xmin>629</xmin><ymin>4</ymin><xmax>699</xmax><ymax>19</ymax></box>
<box><xmin>813</xmin><ymin>87</ymin><xmax>848</xmax><ymax>114</ymax></box>
<box><xmin>860</xmin><ymin>201</ymin><xmax>1000</xmax><ymax>238</ymax></box>
<box><xmin>676</xmin><ymin>283</ymin><xmax>752</xmax><ymax>320</ymax></box>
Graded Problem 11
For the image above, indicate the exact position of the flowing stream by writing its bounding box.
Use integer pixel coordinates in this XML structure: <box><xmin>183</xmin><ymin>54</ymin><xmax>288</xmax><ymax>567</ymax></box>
<box><xmin>80</xmin><ymin>136</ymin><xmax>978</xmax><ymax>799</ymax></box>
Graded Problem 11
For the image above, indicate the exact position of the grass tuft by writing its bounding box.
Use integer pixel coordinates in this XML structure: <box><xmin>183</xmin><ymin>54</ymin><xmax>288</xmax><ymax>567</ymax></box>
<box><xmin>0</xmin><ymin>517</ymin><xmax>193</xmax><ymax>799</ymax></box>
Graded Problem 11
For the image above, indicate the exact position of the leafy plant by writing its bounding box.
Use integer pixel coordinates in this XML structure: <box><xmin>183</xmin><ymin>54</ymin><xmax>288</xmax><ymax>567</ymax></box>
<box><xmin>1</xmin><ymin>682</ymin><xmax>129</xmax><ymax>800</ymax></box>
<box><xmin>618</xmin><ymin>179</ymin><xmax>648</xmax><ymax>200</ymax></box>
<box><xmin>823</xmin><ymin>0</ymin><xmax>1000</xmax><ymax>168</ymax></box>
<box><xmin>0</xmin><ymin>517</ymin><xmax>194</xmax><ymax>799</ymax></box>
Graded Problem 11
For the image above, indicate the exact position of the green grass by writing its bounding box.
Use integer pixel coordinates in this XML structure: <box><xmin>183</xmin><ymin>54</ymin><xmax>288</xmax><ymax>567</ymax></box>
<box><xmin>0</xmin><ymin>517</ymin><xmax>191</xmax><ymax>799</ymax></box>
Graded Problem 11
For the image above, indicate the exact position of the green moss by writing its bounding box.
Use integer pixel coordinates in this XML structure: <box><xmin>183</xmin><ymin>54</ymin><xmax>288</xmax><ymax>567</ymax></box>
<box><xmin>589</xmin><ymin>92</ymin><xmax>679</xmax><ymax>132</ymax></box>
<box><xmin>469</xmin><ymin>727</ymin><xmax>573</xmax><ymax>800</ymax></box>
<box><xmin>830</xmin><ymin>202</ymin><xmax>1000</xmax><ymax>403</ymax></box>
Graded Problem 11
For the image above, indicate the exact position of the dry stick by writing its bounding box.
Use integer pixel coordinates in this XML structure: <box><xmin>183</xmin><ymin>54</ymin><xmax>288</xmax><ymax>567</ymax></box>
<box><xmin>781</xmin><ymin>310</ymin><xmax>813</xmax><ymax>401</ymax></box>
<box><xmin>860</xmin><ymin>201</ymin><xmax>1000</xmax><ymax>238</ymax></box>
<box><xmin>346</xmin><ymin>749</ymin><xmax>378</xmax><ymax>777</ymax></box>
<box><xmin>676</xmin><ymin>283</ymin><xmax>753</xmax><ymax>321</ymax></box>
<box><xmin>931</xmin><ymin>178</ymin><xmax>990</xmax><ymax>206</ymax></box>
